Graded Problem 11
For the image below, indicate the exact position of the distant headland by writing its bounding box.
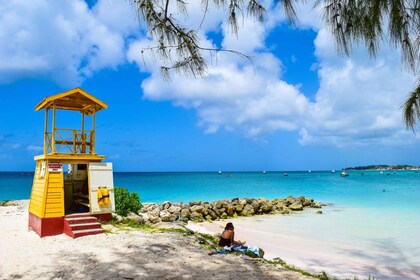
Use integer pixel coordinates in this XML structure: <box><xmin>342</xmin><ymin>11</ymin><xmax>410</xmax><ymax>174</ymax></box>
<box><xmin>344</xmin><ymin>164</ymin><xmax>420</xmax><ymax>170</ymax></box>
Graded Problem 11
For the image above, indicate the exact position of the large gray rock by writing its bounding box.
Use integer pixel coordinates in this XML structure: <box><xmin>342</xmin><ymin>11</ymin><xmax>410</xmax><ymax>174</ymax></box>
<box><xmin>212</xmin><ymin>208</ymin><xmax>220</xmax><ymax>216</ymax></box>
<box><xmin>281</xmin><ymin>207</ymin><xmax>293</xmax><ymax>214</ymax></box>
<box><xmin>285</xmin><ymin>196</ymin><xmax>296</xmax><ymax>206</ymax></box>
<box><xmin>189</xmin><ymin>201</ymin><xmax>201</xmax><ymax>206</ymax></box>
<box><xmin>162</xmin><ymin>201</ymin><xmax>171</xmax><ymax>210</ymax></box>
<box><xmin>191</xmin><ymin>205</ymin><xmax>204</xmax><ymax>213</ymax></box>
<box><xmin>216</xmin><ymin>200</ymin><xmax>229</xmax><ymax>209</ymax></box>
<box><xmin>148</xmin><ymin>206</ymin><xmax>161</xmax><ymax>217</ymax></box>
<box><xmin>260</xmin><ymin>201</ymin><xmax>273</xmax><ymax>213</ymax></box>
<box><xmin>190</xmin><ymin>211</ymin><xmax>204</xmax><ymax>222</ymax></box>
<box><xmin>235</xmin><ymin>204</ymin><xmax>244</xmax><ymax>212</ymax></box>
<box><xmin>181</xmin><ymin>203</ymin><xmax>190</xmax><ymax>209</ymax></box>
<box><xmin>226</xmin><ymin>205</ymin><xmax>236</xmax><ymax>216</ymax></box>
<box><xmin>251</xmin><ymin>200</ymin><xmax>260</xmax><ymax>212</ymax></box>
<box><xmin>272</xmin><ymin>200</ymin><xmax>285</xmax><ymax>211</ymax></box>
<box><xmin>312</xmin><ymin>203</ymin><xmax>322</xmax><ymax>208</ymax></box>
<box><xmin>241</xmin><ymin>204</ymin><xmax>255</xmax><ymax>216</ymax></box>
<box><xmin>220</xmin><ymin>212</ymin><xmax>228</xmax><ymax>219</ymax></box>
<box><xmin>180</xmin><ymin>208</ymin><xmax>190</xmax><ymax>220</ymax></box>
<box><xmin>168</xmin><ymin>205</ymin><xmax>181</xmax><ymax>215</ymax></box>
<box><xmin>144</xmin><ymin>203</ymin><xmax>159</xmax><ymax>212</ymax></box>
<box><xmin>148</xmin><ymin>214</ymin><xmax>160</xmax><ymax>223</ymax></box>
<box><xmin>180</xmin><ymin>208</ymin><xmax>190</xmax><ymax>218</ymax></box>
<box><xmin>303</xmin><ymin>198</ymin><xmax>313</xmax><ymax>207</ymax></box>
<box><xmin>203</xmin><ymin>202</ymin><xmax>211</xmax><ymax>209</ymax></box>
<box><xmin>112</xmin><ymin>213</ymin><xmax>124</xmax><ymax>222</ymax></box>
<box><xmin>202</xmin><ymin>203</ymin><xmax>210</xmax><ymax>215</ymax></box>
<box><xmin>127</xmin><ymin>212</ymin><xmax>145</xmax><ymax>224</ymax></box>
<box><xmin>160</xmin><ymin>210</ymin><xmax>173</xmax><ymax>222</ymax></box>
<box><xmin>208</xmin><ymin>209</ymin><xmax>217</xmax><ymax>220</ymax></box>
<box><xmin>289</xmin><ymin>201</ymin><xmax>304</xmax><ymax>211</ymax></box>
<box><xmin>239</xmin><ymin>199</ymin><xmax>248</xmax><ymax>206</ymax></box>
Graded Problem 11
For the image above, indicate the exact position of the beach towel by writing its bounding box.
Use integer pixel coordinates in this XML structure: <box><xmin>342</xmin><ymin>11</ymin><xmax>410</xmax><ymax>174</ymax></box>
<box><xmin>214</xmin><ymin>245</ymin><xmax>264</xmax><ymax>258</ymax></box>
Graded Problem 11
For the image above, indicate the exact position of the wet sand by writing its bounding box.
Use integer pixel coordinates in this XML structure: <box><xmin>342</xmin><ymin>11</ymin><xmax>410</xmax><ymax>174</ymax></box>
<box><xmin>187</xmin><ymin>207</ymin><xmax>420</xmax><ymax>280</ymax></box>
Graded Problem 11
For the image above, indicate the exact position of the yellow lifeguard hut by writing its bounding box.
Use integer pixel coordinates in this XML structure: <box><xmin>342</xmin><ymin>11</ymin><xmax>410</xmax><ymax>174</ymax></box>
<box><xmin>28</xmin><ymin>88</ymin><xmax>115</xmax><ymax>238</ymax></box>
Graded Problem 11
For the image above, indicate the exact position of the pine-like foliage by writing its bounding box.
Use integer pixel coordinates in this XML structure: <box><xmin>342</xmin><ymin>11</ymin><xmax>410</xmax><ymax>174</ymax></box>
<box><xmin>132</xmin><ymin>0</ymin><xmax>420</xmax><ymax>129</ymax></box>
<box><xmin>314</xmin><ymin>0</ymin><xmax>419</xmax><ymax>129</ymax></box>
<box><xmin>132</xmin><ymin>0</ymin><xmax>299</xmax><ymax>79</ymax></box>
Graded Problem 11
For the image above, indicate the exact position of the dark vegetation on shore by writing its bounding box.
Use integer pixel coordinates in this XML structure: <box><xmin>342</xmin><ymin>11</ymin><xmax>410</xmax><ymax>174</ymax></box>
<box><xmin>344</xmin><ymin>164</ymin><xmax>419</xmax><ymax>170</ymax></box>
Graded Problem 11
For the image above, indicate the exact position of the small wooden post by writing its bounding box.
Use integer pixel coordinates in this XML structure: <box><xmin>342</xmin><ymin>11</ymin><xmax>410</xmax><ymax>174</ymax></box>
<box><xmin>82</xmin><ymin>113</ymin><xmax>86</xmax><ymax>153</ymax></box>
<box><xmin>91</xmin><ymin>112</ymin><xmax>96</xmax><ymax>154</ymax></box>
<box><xmin>52</xmin><ymin>103</ymin><xmax>56</xmax><ymax>153</ymax></box>
<box><xmin>44</xmin><ymin>109</ymin><xmax>48</xmax><ymax>154</ymax></box>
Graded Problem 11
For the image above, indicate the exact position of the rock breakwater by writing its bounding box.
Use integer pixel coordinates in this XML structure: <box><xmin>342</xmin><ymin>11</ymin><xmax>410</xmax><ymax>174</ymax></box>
<box><xmin>136</xmin><ymin>196</ymin><xmax>324</xmax><ymax>224</ymax></box>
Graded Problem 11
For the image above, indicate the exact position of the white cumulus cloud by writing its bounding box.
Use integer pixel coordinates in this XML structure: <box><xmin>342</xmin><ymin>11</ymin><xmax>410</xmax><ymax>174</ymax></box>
<box><xmin>299</xmin><ymin>29</ymin><xmax>417</xmax><ymax>146</ymax></box>
<box><xmin>129</xmin><ymin>3</ymin><xmax>418</xmax><ymax>147</ymax></box>
<box><xmin>0</xmin><ymin>0</ymin><xmax>139</xmax><ymax>86</ymax></box>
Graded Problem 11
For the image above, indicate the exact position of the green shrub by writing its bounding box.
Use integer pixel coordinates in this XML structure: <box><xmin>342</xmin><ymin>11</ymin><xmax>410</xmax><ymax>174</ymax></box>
<box><xmin>114</xmin><ymin>187</ymin><xmax>142</xmax><ymax>216</ymax></box>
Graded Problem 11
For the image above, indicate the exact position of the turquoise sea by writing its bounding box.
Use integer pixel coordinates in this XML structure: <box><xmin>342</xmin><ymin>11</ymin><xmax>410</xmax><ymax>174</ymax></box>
<box><xmin>2</xmin><ymin>170</ymin><xmax>419</xmax><ymax>208</ymax></box>
<box><xmin>1</xmin><ymin>170</ymin><xmax>420</xmax><ymax>279</ymax></box>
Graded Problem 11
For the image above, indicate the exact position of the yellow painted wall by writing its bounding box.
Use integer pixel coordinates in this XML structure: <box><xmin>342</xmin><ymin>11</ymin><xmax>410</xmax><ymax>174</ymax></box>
<box><xmin>29</xmin><ymin>161</ymin><xmax>65</xmax><ymax>218</ymax></box>
<box><xmin>29</xmin><ymin>161</ymin><xmax>46</xmax><ymax>217</ymax></box>
<box><xmin>44</xmin><ymin>170</ymin><xmax>64</xmax><ymax>218</ymax></box>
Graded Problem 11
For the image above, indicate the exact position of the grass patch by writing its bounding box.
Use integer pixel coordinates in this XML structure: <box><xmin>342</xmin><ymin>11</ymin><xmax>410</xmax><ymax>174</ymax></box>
<box><xmin>103</xmin><ymin>218</ymin><xmax>375</xmax><ymax>280</ymax></box>
<box><xmin>269</xmin><ymin>258</ymin><xmax>321</xmax><ymax>278</ymax></box>
<box><xmin>0</xmin><ymin>200</ymin><xmax>17</xmax><ymax>207</ymax></box>
<box><xmin>103</xmin><ymin>218</ymin><xmax>220</xmax><ymax>249</ymax></box>
<box><xmin>268</xmin><ymin>258</ymin><xmax>376</xmax><ymax>280</ymax></box>
<box><xmin>0</xmin><ymin>200</ymin><xmax>10</xmax><ymax>206</ymax></box>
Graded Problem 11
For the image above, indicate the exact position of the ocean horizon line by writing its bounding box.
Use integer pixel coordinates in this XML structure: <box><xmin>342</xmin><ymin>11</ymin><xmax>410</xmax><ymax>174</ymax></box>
<box><xmin>0</xmin><ymin>169</ymin><xmax>362</xmax><ymax>174</ymax></box>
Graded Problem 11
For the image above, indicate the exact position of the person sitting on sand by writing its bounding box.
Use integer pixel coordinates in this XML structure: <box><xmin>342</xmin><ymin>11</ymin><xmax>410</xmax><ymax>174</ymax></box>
<box><xmin>218</xmin><ymin>222</ymin><xmax>245</xmax><ymax>248</ymax></box>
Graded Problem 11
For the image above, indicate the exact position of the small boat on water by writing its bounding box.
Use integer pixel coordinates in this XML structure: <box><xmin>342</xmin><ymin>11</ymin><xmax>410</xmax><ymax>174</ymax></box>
<box><xmin>262</xmin><ymin>170</ymin><xmax>266</xmax><ymax>174</ymax></box>
<box><xmin>308</xmin><ymin>170</ymin><xmax>312</xmax><ymax>173</ymax></box>
<box><xmin>331</xmin><ymin>170</ymin><xmax>336</xmax><ymax>173</ymax></box>
<box><xmin>341</xmin><ymin>170</ymin><xmax>349</xmax><ymax>177</ymax></box>
<box><xmin>283</xmin><ymin>172</ymin><xmax>288</xmax><ymax>176</ymax></box>
<box><xmin>218</xmin><ymin>170</ymin><xmax>222</xmax><ymax>175</ymax></box>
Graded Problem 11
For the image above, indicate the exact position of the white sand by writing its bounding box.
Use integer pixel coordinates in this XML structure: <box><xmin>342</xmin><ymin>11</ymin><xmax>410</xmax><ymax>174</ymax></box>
<box><xmin>0</xmin><ymin>201</ymin><xmax>311</xmax><ymax>280</ymax></box>
<box><xmin>187</xmin><ymin>209</ymin><xmax>420</xmax><ymax>280</ymax></box>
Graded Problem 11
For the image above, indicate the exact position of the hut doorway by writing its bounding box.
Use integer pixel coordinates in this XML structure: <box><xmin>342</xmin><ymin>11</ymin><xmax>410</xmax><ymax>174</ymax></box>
<box><xmin>64</xmin><ymin>163</ymin><xmax>90</xmax><ymax>214</ymax></box>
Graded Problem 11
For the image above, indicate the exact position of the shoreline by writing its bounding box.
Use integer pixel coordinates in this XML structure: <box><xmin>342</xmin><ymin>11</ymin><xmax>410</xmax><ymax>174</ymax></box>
<box><xmin>187</xmin><ymin>206</ymin><xmax>420</xmax><ymax>279</ymax></box>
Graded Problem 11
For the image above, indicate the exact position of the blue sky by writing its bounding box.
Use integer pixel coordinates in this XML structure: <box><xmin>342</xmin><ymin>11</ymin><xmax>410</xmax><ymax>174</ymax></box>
<box><xmin>0</xmin><ymin>0</ymin><xmax>418</xmax><ymax>171</ymax></box>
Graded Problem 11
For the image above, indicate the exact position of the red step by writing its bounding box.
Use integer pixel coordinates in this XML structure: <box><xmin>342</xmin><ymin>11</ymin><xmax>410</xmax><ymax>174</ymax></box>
<box><xmin>65</xmin><ymin>216</ymin><xmax>98</xmax><ymax>224</ymax></box>
<box><xmin>68</xmin><ymin>222</ymin><xmax>102</xmax><ymax>231</ymax></box>
<box><xmin>64</xmin><ymin>214</ymin><xmax>104</xmax><ymax>238</ymax></box>
<box><xmin>71</xmin><ymin>228</ymin><xmax>104</xmax><ymax>238</ymax></box>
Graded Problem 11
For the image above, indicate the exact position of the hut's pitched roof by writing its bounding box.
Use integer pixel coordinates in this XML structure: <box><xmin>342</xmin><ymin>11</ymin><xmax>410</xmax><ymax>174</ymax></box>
<box><xmin>35</xmin><ymin>88</ymin><xmax>107</xmax><ymax>115</ymax></box>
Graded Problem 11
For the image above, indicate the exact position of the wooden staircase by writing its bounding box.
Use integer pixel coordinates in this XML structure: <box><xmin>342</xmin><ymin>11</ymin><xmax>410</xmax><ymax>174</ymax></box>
<box><xmin>63</xmin><ymin>213</ymin><xmax>104</xmax><ymax>238</ymax></box>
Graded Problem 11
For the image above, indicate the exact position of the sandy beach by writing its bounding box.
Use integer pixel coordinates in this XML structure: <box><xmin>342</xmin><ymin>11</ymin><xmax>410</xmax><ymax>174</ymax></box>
<box><xmin>0</xmin><ymin>200</ymin><xmax>312</xmax><ymax>280</ymax></box>
<box><xmin>188</xmin><ymin>209</ymin><xmax>420</xmax><ymax>280</ymax></box>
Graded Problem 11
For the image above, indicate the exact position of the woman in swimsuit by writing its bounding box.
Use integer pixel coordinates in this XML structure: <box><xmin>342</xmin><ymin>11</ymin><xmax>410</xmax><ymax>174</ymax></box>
<box><xmin>218</xmin><ymin>222</ymin><xmax>245</xmax><ymax>247</ymax></box>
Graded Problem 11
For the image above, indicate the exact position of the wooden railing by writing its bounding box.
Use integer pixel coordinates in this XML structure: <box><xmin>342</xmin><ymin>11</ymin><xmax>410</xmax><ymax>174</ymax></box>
<box><xmin>45</xmin><ymin>128</ymin><xmax>94</xmax><ymax>155</ymax></box>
